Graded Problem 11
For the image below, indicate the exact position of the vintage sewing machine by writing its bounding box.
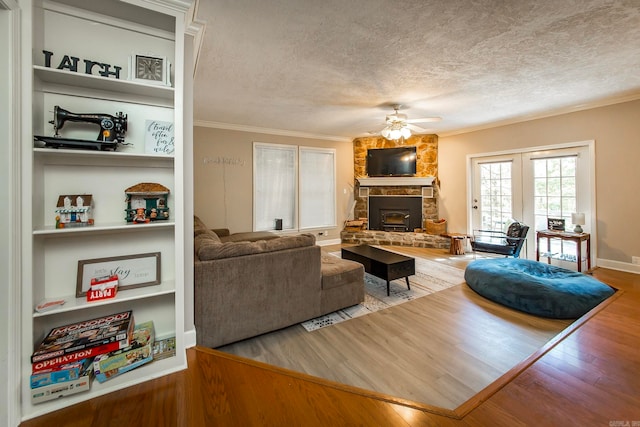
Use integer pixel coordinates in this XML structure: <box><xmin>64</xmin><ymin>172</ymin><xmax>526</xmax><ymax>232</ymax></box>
<box><xmin>35</xmin><ymin>106</ymin><xmax>127</xmax><ymax>151</ymax></box>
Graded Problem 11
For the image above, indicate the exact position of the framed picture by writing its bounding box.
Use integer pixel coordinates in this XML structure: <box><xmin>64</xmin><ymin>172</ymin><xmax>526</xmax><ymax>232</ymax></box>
<box><xmin>128</xmin><ymin>54</ymin><xmax>171</xmax><ymax>86</ymax></box>
<box><xmin>144</xmin><ymin>120</ymin><xmax>175</xmax><ymax>155</ymax></box>
<box><xmin>547</xmin><ymin>218</ymin><xmax>566</xmax><ymax>231</ymax></box>
<box><xmin>76</xmin><ymin>252</ymin><xmax>161</xmax><ymax>297</ymax></box>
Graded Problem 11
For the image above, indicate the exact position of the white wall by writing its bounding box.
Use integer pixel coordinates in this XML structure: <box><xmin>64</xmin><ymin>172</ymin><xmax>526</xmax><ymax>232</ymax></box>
<box><xmin>439</xmin><ymin>99</ymin><xmax>640</xmax><ymax>270</ymax></box>
<box><xmin>194</xmin><ymin>126</ymin><xmax>354</xmax><ymax>243</ymax></box>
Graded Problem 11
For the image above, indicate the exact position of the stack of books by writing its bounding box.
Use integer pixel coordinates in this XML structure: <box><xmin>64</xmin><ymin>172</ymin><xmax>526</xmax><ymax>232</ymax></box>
<box><xmin>30</xmin><ymin>310</ymin><xmax>134</xmax><ymax>404</ymax></box>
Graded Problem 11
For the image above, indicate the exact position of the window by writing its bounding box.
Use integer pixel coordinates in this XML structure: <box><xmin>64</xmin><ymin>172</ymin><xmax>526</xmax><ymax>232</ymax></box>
<box><xmin>533</xmin><ymin>156</ymin><xmax>577</xmax><ymax>231</ymax></box>
<box><xmin>253</xmin><ymin>144</ymin><xmax>297</xmax><ymax>231</ymax></box>
<box><xmin>253</xmin><ymin>143</ymin><xmax>336</xmax><ymax>232</ymax></box>
<box><xmin>478</xmin><ymin>161</ymin><xmax>513</xmax><ymax>231</ymax></box>
<box><xmin>532</xmin><ymin>155</ymin><xmax>578</xmax><ymax>261</ymax></box>
<box><xmin>299</xmin><ymin>147</ymin><xmax>336</xmax><ymax>229</ymax></box>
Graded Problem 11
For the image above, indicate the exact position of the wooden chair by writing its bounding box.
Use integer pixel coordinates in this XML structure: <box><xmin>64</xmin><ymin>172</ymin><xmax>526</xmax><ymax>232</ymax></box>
<box><xmin>471</xmin><ymin>221</ymin><xmax>529</xmax><ymax>258</ymax></box>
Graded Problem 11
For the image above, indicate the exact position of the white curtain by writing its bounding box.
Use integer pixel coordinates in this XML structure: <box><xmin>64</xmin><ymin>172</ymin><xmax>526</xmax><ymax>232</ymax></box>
<box><xmin>253</xmin><ymin>144</ymin><xmax>297</xmax><ymax>231</ymax></box>
<box><xmin>299</xmin><ymin>147</ymin><xmax>336</xmax><ymax>229</ymax></box>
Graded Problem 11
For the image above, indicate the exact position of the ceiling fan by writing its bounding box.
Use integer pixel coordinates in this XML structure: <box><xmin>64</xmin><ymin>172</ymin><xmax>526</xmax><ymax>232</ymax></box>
<box><xmin>375</xmin><ymin>104</ymin><xmax>441</xmax><ymax>141</ymax></box>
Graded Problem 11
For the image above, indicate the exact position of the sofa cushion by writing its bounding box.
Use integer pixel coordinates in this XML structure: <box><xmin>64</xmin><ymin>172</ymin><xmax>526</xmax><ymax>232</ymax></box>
<box><xmin>220</xmin><ymin>231</ymin><xmax>279</xmax><ymax>243</ymax></box>
<box><xmin>198</xmin><ymin>241</ymin><xmax>262</xmax><ymax>260</ymax></box>
<box><xmin>194</xmin><ymin>230</ymin><xmax>222</xmax><ymax>253</ymax></box>
<box><xmin>197</xmin><ymin>233</ymin><xmax>316</xmax><ymax>261</ymax></box>
<box><xmin>320</xmin><ymin>254</ymin><xmax>365</xmax><ymax>290</ymax></box>
<box><xmin>194</xmin><ymin>215</ymin><xmax>211</xmax><ymax>236</ymax></box>
<box><xmin>263</xmin><ymin>233</ymin><xmax>315</xmax><ymax>251</ymax></box>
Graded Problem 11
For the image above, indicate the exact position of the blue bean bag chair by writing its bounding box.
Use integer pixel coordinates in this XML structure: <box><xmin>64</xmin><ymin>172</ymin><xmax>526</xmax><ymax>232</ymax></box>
<box><xmin>464</xmin><ymin>258</ymin><xmax>615</xmax><ymax>319</ymax></box>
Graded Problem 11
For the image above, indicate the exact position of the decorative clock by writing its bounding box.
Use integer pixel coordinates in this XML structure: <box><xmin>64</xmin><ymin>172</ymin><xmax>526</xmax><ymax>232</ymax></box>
<box><xmin>128</xmin><ymin>54</ymin><xmax>171</xmax><ymax>86</ymax></box>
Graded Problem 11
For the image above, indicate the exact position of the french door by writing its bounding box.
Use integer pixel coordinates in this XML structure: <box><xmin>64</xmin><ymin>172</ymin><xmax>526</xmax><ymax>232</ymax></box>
<box><xmin>470</xmin><ymin>144</ymin><xmax>594</xmax><ymax>262</ymax></box>
<box><xmin>471</xmin><ymin>154</ymin><xmax>523</xmax><ymax>234</ymax></box>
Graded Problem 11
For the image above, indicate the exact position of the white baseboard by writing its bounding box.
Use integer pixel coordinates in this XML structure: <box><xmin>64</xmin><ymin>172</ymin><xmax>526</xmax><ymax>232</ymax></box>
<box><xmin>184</xmin><ymin>328</ymin><xmax>197</xmax><ymax>348</ymax></box>
<box><xmin>317</xmin><ymin>238</ymin><xmax>341</xmax><ymax>246</ymax></box>
<box><xmin>597</xmin><ymin>258</ymin><xmax>640</xmax><ymax>274</ymax></box>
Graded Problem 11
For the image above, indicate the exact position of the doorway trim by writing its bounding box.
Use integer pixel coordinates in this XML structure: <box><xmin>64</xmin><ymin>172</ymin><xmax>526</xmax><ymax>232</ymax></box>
<box><xmin>2</xmin><ymin>1</ymin><xmax>22</xmax><ymax>425</ymax></box>
<box><xmin>466</xmin><ymin>140</ymin><xmax>596</xmax><ymax>264</ymax></box>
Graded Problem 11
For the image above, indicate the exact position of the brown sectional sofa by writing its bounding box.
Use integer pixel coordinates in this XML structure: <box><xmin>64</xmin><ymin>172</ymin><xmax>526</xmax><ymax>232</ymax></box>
<box><xmin>194</xmin><ymin>216</ymin><xmax>365</xmax><ymax>348</ymax></box>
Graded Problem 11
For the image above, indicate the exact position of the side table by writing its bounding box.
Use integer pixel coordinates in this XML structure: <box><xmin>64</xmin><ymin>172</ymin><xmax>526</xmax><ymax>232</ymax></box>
<box><xmin>443</xmin><ymin>233</ymin><xmax>469</xmax><ymax>255</ymax></box>
<box><xmin>536</xmin><ymin>230</ymin><xmax>591</xmax><ymax>272</ymax></box>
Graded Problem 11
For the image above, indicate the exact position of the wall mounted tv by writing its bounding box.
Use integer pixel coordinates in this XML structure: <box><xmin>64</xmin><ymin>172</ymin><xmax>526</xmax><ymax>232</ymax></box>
<box><xmin>366</xmin><ymin>147</ymin><xmax>417</xmax><ymax>177</ymax></box>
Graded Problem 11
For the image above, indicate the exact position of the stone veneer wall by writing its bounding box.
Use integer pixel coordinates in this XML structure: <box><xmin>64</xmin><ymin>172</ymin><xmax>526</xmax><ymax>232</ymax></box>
<box><xmin>340</xmin><ymin>230</ymin><xmax>450</xmax><ymax>249</ymax></box>
<box><xmin>347</xmin><ymin>134</ymin><xmax>442</xmax><ymax>247</ymax></box>
<box><xmin>353</xmin><ymin>134</ymin><xmax>439</xmax><ymax>223</ymax></box>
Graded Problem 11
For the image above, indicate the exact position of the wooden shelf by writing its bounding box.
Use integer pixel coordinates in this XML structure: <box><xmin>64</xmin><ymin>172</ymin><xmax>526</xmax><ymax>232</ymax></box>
<box><xmin>34</xmin><ymin>66</ymin><xmax>174</xmax><ymax>100</ymax></box>
<box><xmin>33</xmin><ymin>280</ymin><xmax>176</xmax><ymax>318</ymax></box>
<box><xmin>34</xmin><ymin>147</ymin><xmax>175</xmax><ymax>162</ymax></box>
<box><xmin>33</xmin><ymin>221</ymin><xmax>175</xmax><ymax>237</ymax></box>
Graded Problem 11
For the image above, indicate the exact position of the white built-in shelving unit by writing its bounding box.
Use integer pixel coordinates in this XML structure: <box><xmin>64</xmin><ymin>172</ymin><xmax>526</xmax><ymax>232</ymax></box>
<box><xmin>20</xmin><ymin>0</ymin><xmax>189</xmax><ymax>420</ymax></box>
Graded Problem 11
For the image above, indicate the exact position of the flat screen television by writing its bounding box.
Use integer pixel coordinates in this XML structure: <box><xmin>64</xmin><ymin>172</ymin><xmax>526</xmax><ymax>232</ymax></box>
<box><xmin>366</xmin><ymin>147</ymin><xmax>417</xmax><ymax>177</ymax></box>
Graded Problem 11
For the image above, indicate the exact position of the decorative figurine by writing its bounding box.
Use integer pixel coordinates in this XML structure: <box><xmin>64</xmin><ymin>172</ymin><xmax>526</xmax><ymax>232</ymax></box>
<box><xmin>133</xmin><ymin>208</ymin><xmax>149</xmax><ymax>224</ymax></box>
<box><xmin>55</xmin><ymin>194</ymin><xmax>94</xmax><ymax>228</ymax></box>
<box><xmin>124</xmin><ymin>183</ymin><xmax>170</xmax><ymax>223</ymax></box>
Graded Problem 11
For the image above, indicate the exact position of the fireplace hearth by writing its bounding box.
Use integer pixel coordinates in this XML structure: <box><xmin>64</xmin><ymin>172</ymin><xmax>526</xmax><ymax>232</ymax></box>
<box><xmin>369</xmin><ymin>196</ymin><xmax>422</xmax><ymax>232</ymax></box>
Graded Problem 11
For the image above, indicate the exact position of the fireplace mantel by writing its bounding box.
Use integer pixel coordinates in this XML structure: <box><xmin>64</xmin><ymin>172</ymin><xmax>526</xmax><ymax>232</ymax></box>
<box><xmin>357</xmin><ymin>176</ymin><xmax>435</xmax><ymax>186</ymax></box>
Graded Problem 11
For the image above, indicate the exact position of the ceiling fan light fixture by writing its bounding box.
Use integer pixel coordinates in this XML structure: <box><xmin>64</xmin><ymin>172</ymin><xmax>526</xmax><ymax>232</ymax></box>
<box><xmin>377</xmin><ymin>104</ymin><xmax>433</xmax><ymax>140</ymax></box>
<box><xmin>389</xmin><ymin>128</ymin><xmax>402</xmax><ymax>140</ymax></box>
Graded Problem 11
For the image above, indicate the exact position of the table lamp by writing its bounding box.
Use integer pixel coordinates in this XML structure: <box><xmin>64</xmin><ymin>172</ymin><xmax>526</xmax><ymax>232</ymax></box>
<box><xmin>571</xmin><ymin>212</ymin><xmax>585</xmax><ymax>233</ymax></box>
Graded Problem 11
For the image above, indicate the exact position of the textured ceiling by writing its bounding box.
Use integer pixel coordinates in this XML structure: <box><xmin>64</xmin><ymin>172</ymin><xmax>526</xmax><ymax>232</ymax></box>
<box><xmin>193</xmin><ymin>0</ymin><xmax>640</xmax><ymax>139</ymax></box>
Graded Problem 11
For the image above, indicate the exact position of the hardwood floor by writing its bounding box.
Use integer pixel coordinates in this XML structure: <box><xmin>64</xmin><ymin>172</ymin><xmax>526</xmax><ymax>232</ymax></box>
<box><xmin>21</xmin><ymin>248</ymin><xmax>640</xmax><ymax>426</ymax></box>
<box><xmin>218</xmin><ymin>246</ymin><xmax>572</xmax><ymax>411</ymax></box>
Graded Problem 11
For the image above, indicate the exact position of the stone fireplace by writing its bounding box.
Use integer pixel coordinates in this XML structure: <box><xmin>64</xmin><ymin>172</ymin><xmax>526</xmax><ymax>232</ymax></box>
<box><xmin>341</xmin><ymin>134</ymin><xmax>449</xmax><ymax>249</ymax></box>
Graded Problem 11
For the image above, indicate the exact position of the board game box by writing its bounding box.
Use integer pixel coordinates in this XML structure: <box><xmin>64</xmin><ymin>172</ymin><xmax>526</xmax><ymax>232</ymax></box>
<box><xmin>93</xmin><ymin>321</ymin><xmax>154</xmax><ymax>377</ymax></box>
<box><xmin>30</xmin><ymin>358</ymin><xmax>92</xmax><ymax>389</ymax></box>
<box><xmin>94</xmin><ymin>321</ymin><xmax>154</xmax><ymax>383</ymax></box>
<box><xmin>31</xmin><ymin>310</ymin><xmax>134</xmax><ymax>364</ymax></box>
<box><xmin>32</xmin><ymin>341</ymin><xmax>128</xmax><ymax>374</ymax></box>
<box><xmin>31</xmin><ymin>364</ymin><xmax>93</xmax><ymax>404</ymax></box>
<box><xmin>152</xmin><ymin>336</ymin><xmax>176</xmax><ymax>361</ymax></box>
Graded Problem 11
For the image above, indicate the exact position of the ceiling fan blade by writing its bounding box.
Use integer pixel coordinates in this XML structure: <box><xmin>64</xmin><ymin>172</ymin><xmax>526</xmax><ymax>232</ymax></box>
<box><xmin>407</xmin><ymin>123</ymin><xmax>433</xmax><ymax>133</ymax></box>
<box><xmin>405</xmin><ymin>117</ymin><xmax>442</xmax><ymax>124</ymax></box>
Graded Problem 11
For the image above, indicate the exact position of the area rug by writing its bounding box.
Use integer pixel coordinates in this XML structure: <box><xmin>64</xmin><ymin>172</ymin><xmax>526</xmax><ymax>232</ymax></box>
<box><xmin>301</xmin><ymin>252</ymin><xmax>465</xmax><ymax>331</ymax></box>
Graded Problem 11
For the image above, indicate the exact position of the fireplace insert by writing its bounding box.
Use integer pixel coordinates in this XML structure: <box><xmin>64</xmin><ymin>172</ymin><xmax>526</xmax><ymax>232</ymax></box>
<box><xmin>368</xmin><ymin>196</ymin><xmax>422</xmax><ymax>231</ymax></box>
<box><xmin>381</xmin><ymin>210</ymin><xmax>410</xmax><ymax>231</ymax></box>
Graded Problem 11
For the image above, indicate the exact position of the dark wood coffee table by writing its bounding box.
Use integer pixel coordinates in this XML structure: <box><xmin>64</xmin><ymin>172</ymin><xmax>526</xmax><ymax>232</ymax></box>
<box><xmin>341</xmin><ymin>245</ymin><xmax>415</xmax><ymax>296</ymax></box>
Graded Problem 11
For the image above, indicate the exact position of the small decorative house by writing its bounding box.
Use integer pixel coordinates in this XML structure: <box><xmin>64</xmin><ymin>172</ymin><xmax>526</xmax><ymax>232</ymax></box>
<box><xmin>55</xmin><ymin>194</ymin><xmax>94</xmax><ymax>228</ymax></box>
<box><xmin>124</xmin><ymin>182</ymin><xmax>170</xmax><ymax>223</ymax></box>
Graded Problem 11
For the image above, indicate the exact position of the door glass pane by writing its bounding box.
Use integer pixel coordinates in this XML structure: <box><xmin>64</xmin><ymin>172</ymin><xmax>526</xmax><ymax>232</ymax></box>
<box><xmin>478</xmin><ymin>161</ymin><xmax>512</xmax><ymax>231</ymax></box>
<box><xmin>532</xmin><ymin>156</ymin><xmax>578</xmax><ymax>257</ymax></box>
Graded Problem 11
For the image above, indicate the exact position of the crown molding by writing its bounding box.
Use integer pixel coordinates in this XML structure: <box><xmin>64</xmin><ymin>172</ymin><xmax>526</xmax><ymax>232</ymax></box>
<box><xmin>0</xmin><ymin>0</ymin><xmax>18</xmax><ymax>9</ymax></box>
<box><xmin>132</xmin><ymin>0</ymin><xmax>192</xmax><ymax>13</ymax></box>
<box><xmin>193</xmin><ymin>120</ymin><xmax>353</xmax><ymax>143</ymax></box>
<box><xmin>184</xmin><ymin>0</ymin><xmax>206</xmax><ymax>72</ymax></box>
